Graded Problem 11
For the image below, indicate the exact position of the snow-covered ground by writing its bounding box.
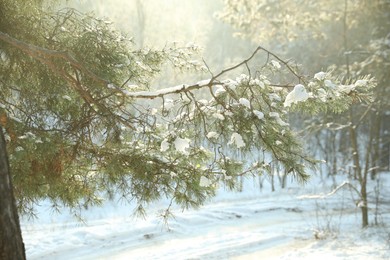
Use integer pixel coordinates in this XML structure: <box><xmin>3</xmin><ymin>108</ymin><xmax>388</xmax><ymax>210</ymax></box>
<box><xmin>21</xmin><ymin>173</ymin><xmax>390</xmax><ymax>259</ymax></box>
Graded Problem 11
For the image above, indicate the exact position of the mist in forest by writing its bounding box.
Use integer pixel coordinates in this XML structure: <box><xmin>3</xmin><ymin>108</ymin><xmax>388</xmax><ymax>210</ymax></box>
<box><xmin>66</xmin><ymin>0</ymin><xmax>252</xmax><ymax>66</ymax></box>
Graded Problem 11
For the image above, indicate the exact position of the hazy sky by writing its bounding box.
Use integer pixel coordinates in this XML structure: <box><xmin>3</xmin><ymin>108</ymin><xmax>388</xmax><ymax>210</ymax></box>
<box><xmin>67</xmin><ymin>0</ymin><xmax>222</xmax><ymax>49</ymax></box>
<box><xmin>64</xmin><ymin>0</ymin><xmax>254</xmax><ymax>86</ymax></box>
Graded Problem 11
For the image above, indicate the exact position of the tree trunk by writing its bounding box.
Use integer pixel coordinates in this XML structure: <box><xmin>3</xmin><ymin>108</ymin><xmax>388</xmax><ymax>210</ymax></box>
<box><xmin>349</xmin><ymin>110</ymin><xmax>369</xmax><ymax>228</ymax></box>
<box><xmin>136</xmin><ymin>0</ymin><xmax>145</xmax><ymax>48</ymax></box>
<box><xmin>0</xmin><ymin>126</ymin><xmax>26</xmax><ymax>259</ymax></box>
<box><xmin>360</xmin><ymin>179</ymin><xmax>369</xmax><ymax>228</ymax></box>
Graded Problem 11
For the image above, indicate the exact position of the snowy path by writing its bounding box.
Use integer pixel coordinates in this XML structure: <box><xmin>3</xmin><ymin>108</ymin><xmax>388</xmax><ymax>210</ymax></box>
<box><xmin>23</xmin><ymin>193</ymin><xmax>312</xmax><ymax>259</ymax></box>
<box><xmin>22</xmin><ymin>177</ymin><xmax>390</xmax><ymax>259</ymax></box>
<box><xmin>105</xmin><ymin>201</ymin><xmax>308</xmax><ymax>259</ymax></box>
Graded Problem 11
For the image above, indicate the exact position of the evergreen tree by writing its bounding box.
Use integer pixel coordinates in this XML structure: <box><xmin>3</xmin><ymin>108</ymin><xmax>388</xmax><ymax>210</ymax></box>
<box><xmin>0</xmin><ymin>0</ymin><xmax>374</xmax><ymax>256</ymax></box>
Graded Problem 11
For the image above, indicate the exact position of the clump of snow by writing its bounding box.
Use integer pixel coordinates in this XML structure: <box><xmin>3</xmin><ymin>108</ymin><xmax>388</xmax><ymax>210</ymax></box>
<box><xmin>355</xmin><ymin>79</ymin><xmax>367</xmax><ymax>87</ymax></box>
<box><xmin>238</xmin><ymin>98</ymin><xmax>251</xmax><ymax>109</ymax></box>
<box><xmin>212</xmin><ymin>112</ymin><xmax>225</xmax><ymax>121</ymax></box>
<box><xmin>253</xmin><ymin>110</ymin><xmax>264</xmax><ymax>120</ymax></box>
<box><xmin>269</xmin><ymin>93</ymin><xmax>281</xmax><ymax>102</ymax></box>
<box><xmin>15</xmin><ymin>146</ymin><xmax>24</xmax><ymax>152</ymax></box>
<box><xmin>314</xmin><ymin>71</ymin><xmax>327</xmax><ymax>81</ymax></box>
<box><xmin>284</xmin><ymin>84</ymin><xmax>309</xmax><ymax>107</ymax></box>
<box><xmin>271</xmin><ymin>60</ymin><xmax>281</xmax><ymax>69</ymax></box>
<box><xmin>160</xmin><ymin>139</ymin><xmax>170</xmax><ymax>152</ymax></box>
<box><xmin>269</xmin><ymin>112</ymin><xmax>289</xmax><ymax>126</ymax></box>
<box><xmin>107</xmin><ymin>83</ymin><xmax>116</xmax><ymax>89</ymax></box>
<box><xmin>338</xmin><ymin>84</ymin><xmax>355</xmax><ymax>94</ymax></box>
<box><xmin>62</xmin><ymin>95</ymin><xmax>72</xmax><ymax>101</ymax></box>
<box><xmin>4</xmin><ymin>134</ymin><xmax>11</xmax><ymax>142</ymax></box>
<box><xmin>317</xmin><ymin>88</ymin><xmax>328</xmax><ymax>102</ymax></box>
<box><xmin>249</xmin><ymin>78</ymin><xmax>261</xmax><ymax>86</ymax></box>
<box><xmin>324</xmin><ymin>79</ymin><xmax>336</xmax><ymax>88</ymax></box>
<box><xmin>173</xmin><ymin>137</ymin><xmax>191</xmax><ymax>154</ymax></box>
<box><xmin>214</xmin><ymin>85</ymin><xmax>226</xmax><ymax>97</ymax></box>
<box><xmin>151</xmin><ymin>108</ymin><xmax>158</xmax><ymax>115</ymax></box>
<box><xmin>223</xmin><ymin>79</ymin><xmax>238</xmax><ymax>91</ymax></box>
<box><xmin>257</xmin><ymin>81</ymin><xmax>265</xmax><ymax>88</ymax></box>
<box><xmin>228</xmin><ymin>132</ymin><xmax>245</xmax><ymax>149</ymax></box>
<box><xmin>206</xmin><ymin>132</ymin><xmax>219</xmax><ymax>139</ymax></box>
<box><xmin>356</xmin><ymin>200</ymin><xmax>366</xmax><ymax>208</ymax></box>
<box><xmin>236</xmin><ymin>74</ymin><xmax>249</xmax><ymax>83</ymax></box>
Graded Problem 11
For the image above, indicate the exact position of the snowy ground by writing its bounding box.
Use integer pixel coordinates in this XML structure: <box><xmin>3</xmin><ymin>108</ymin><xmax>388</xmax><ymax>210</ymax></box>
<box><xmin>21</xmin><ymin>173</ymin><xmax>390</xmax><ymax>259</ymax></box>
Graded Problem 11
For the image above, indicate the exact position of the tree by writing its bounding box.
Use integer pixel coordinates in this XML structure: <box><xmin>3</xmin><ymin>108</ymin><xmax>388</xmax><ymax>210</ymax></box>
<box><xmin>218</xmin><ymin>0</ymin><xmax>390</xmax><ymax>227</ymax></box>
<box><xmin>0</xmin><ymin>125</ymin><xmax>25</xmax><ymax>259</ymax></box>
<box><xmin>0</xmin><ymin>0</ymin><xmax>374</xmax><ymax>256</ymax></box>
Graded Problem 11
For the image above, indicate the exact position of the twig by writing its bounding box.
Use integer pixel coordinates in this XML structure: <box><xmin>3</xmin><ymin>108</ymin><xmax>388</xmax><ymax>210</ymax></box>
<box><xmin>298</xmin><ymin>181</ymin><xmax>360</xmax><ymax>199</ymax></box>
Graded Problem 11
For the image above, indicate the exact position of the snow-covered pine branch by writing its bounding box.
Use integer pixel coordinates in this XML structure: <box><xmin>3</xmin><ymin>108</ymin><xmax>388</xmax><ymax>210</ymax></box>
<box><xmin>106</xmin><ymin>48</ymin><xmax>375</xmax><ymax>193</ymax></box>
<box><xmin>1</xmin><ymin>16</ymin><xmax>375</xmax><ymax>218</ymax></box>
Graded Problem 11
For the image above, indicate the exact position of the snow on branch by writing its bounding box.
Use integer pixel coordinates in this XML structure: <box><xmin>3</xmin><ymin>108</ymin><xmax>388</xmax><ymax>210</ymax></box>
<box><xmin>298</xmin><ymin>181</ymin><xmax>360</xmax><ymax>199</ymax></box>
<box><xmin>118</xmin><ymin>45</ymin><xmax>304</xmax><ymax>99</ymax></box>
<box><xmin>121</xmin><ymin>79</ymin><xmax>215</xmax><ymax>99</ymax></box>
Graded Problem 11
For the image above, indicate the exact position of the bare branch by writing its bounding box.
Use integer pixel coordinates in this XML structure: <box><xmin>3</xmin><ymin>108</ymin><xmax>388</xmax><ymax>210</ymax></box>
<box><xmin>297</xmin><ymin>181</ymin><xmax>361</xmax><ymax>199</ymax></box>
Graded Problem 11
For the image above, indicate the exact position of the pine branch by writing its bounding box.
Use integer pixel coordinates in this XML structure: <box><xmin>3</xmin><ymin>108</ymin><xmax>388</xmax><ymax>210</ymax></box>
<box><xmin>0</xmin><ymin>31</ymin><xmax>304</xmax><ymax>100</ymax></box>
<box><xmin>0</xmin><ymin>31</ymin><xmax>108</xmax><ymax>86</ymax></box>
